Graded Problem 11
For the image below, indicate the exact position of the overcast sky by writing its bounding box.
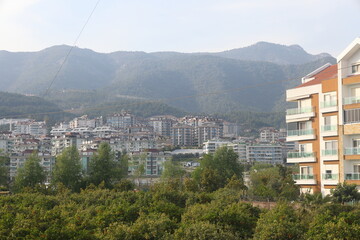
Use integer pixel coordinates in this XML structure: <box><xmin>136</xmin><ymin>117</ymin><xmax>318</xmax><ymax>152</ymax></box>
<box><xmin>0</xmin><ymin>0</ymin><xmax>359</xmax><ymax>56</ymax></box>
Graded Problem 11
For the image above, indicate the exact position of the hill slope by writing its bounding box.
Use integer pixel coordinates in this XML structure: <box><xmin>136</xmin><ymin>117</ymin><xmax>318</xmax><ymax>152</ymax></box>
<box><xmin>0</xmin><ymin>43</ymin><xmax>336</xmax><ymax>114</ymax></box>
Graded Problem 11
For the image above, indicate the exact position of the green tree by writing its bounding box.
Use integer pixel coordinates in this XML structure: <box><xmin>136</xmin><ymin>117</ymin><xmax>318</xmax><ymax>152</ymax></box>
<box><xmin>88</xmin><ymin>142</ymin><xmax>121</xmax><ymax>188</ymax></box>
<box><xmin>248</xmin><ymin>164</ymin><xmax>299</xmax><ymax>201</ymax></box>
<box><xmin>14</xmin><ymin>152</ymin><xmax>46</xmax><ymax>191</ymax></box>
<box><xmin>193</xmin><ymin>147</ymin><xmax>243</xmax><ymax>192</ymax></box>
<box><xmin>331</xmin><ymin>183</ymin><xmax>360</xmax><ymax>204</ymax></box>
<box><xmin>173</xmin><ymin>222</ymin><xmax>239</xmax><ymax>240</ymax></box>
<box><xmin>306</xmin><ymin>204</ymin><xmax>360</xmax><ymax>240</ymax></box>
<box><xmin>0</xmin><ymin>152</ymin><xmax>9</xmax><ymax>189</ymax></box>
<box><xmin>52</xmin><ymin>146</ymin><xmax>82</xmax><ymax>192</ymax></box>
<box><xmin>253</xmin><ymin>203</ymin><xmax>305</xmax><ymax>240</ymax></box>
<box><xmin>161</xmin><ymin>160</ymin><xmax>186</xmax><ymax>180</ymax></box>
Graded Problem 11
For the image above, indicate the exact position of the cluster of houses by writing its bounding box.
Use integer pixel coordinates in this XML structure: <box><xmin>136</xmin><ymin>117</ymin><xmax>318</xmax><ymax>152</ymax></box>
<box><xmin>0</xmin><ymin>111</ymin><xmax>295</xmax><ymax>182</ymax></box>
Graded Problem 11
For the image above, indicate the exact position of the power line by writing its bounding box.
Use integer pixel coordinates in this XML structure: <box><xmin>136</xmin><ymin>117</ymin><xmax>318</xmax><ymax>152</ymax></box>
<box><xmin>42</xmin><ymin>0</ymin><xmax>102</xmax><ymax>97</ymax></box>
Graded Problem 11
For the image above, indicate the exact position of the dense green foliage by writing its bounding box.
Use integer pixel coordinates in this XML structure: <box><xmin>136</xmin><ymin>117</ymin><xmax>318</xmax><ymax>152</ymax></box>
<box><xmin>0</xmin><ymin>182</ymin><xmax>359</xmax><ymax>239</ymax></box>
<box><xmin>193</xmin><ymin>147</ymin><xmax>245</xmax><ymax>192</ymax></box>
<box><xmin>0</xmin><ymin>147</ymin><xmax>359</xmax><ymax>239</ymax></box>
<box><xmin>248</xmin><ymin>164</ymin><xmax>299</xmax><ymax>201</ymax></box>
<box><xmin>331</xmin><ymin>183</ymin><xmax>360</xmax><ymax>204</ymax></box>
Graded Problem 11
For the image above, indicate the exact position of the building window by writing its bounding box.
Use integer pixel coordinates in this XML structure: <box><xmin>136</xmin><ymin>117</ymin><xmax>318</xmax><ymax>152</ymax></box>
<box><xmin>300</xmin><ymin>166</ymin><xmax>313</xmax><ymax>176</ymax></box>
<box><xmin>352</xmin><ymin>63</ymin><xmax>360</xmax><ymax>74</ymax></box>
<box><xmin>344</xmin><ymin>108</ymin><xmax>360</xmax><ymax>123</ymax></box>
<box><xmin>325</xmin><ymin>170</ymin><xmax>332</xmax><ymax>179</ymax></box>
<box><xmin>354</xmin><ymin>164</ymin><xmax>360</xmax><ymax>173</ymax></box>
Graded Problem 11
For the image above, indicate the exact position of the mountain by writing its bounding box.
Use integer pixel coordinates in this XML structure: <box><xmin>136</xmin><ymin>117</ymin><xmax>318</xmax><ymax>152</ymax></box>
<box><xmin>0</xmin><ymin>43</ymin><xmax>336</xmax><ymax>114</ymax></box>
<box><xmin>0</xmin><ymin>91</ymin><xmax>73</xmax><ymax>124</ymax></box>
<box><xmin>212</xmin><ymin>42</ymin><xmax>332</xmax><ymax>65</ymax></box>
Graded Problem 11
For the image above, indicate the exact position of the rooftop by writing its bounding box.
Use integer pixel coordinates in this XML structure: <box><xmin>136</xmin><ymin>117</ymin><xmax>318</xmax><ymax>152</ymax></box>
<box><xmin>296</xmin><ymin>64</ymin><xmax>338</xmax><ymax>88</ymax></box>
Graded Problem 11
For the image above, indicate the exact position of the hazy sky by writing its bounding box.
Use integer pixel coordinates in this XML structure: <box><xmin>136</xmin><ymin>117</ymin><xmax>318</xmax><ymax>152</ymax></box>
<box><xmin>0</xmin><ymin>0</ymin><xmax>359</xmax><ymax>56</ymax></box>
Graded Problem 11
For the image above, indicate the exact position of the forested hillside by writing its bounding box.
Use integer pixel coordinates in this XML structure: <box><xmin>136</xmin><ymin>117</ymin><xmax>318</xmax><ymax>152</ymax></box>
<box><xmin>0</xmin><ymin>43</ymin><xmax>336</xmax><ymax>115</ymax></box>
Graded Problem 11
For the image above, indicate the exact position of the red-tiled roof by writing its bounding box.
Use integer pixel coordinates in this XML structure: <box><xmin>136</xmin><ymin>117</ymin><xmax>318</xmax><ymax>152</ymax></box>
<box><xmin>296</xmin><ymin>64</ymin><xmax>338</xmax><ymax>88</ymax></box>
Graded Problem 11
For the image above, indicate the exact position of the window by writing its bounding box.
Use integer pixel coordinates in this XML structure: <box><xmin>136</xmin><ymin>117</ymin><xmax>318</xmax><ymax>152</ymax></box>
<box><xmin>354</xmin><ymin>164</ymin><xmax>360</xmax><ymax>173</ymax></box>
<box><xmin>325</xmin><ymin>141</ymin><xmax>337</xmax><ymax>150</ymax></box>
<box><xmin>353</xmin><ymin>139</ymin><xmax>360</xmax><ymax>148</ymax></box>
<box><xmin>299</xmin><ymin>143</ymin><xmax>312</xmax><ymax>152</ymax></box>
<box><xmin>352</xmin><ymin>63</ymin><xmax>360</xmax><ymax>74</ymax></box>
<box><xmin>300</xmin><ymin>166</ymin><xmax>313</xmax><ymax>175</ymax></box>
<box><xmin>344</xmin><ymin>108</ymin><xmax>360</xmax><ymax>123</ymax></box>
<box><xmin>324</xmin><ymin>93</ymin><xmax>336</xmax><ymax>101</ymax></box>
<box><xmin>325</xmin><ymin>170</ymin><xmax>332</xmax><ymax>179</ymax></box>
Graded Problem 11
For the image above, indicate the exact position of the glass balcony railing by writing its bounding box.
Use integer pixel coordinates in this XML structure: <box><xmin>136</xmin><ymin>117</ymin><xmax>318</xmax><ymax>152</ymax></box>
<box><xmin>287</xmin><ymin>129</ymin><xmax>314</xmax><ymax>136</ymax></box>
<box><xmin>320</xmin><ymin>101</ymin><xmax>337</xmax><ymax>108</ymax></box>
<box><xmin>344</xmin><ymin>147</ymin><xmax>360</xmax><ymax>155</ymax></box>
<box><xmin>287</xmin><ymin>152</ymin><xmax>315</xmax><ymax>158</ymax></box>
<box><xmin>321</xmin><ymin>125</ymin><xmax>337</xmax><ymax>132</ymax></box>
<box><xmin>292</xmin><ymin>174</ymin><xmax>315</xmax><ymax>180</ymax></box>
<box><xmin>345</xmin><ymin>173</ymin><xmax>360</xmax><ymax>180</ymax></box>
<box><xmin>322</xmin><ymin>173</ymin><xmax>339</xmax><ymax>180</ymax></box>
<box><xmin>344</xmin><ymin>96</ymin><xmax>360</xmax><ymax>105</ymax></box>
<box><xmin>286</xmin><ymin>107</ymin><xmax>314</xmax><ymax>115</ymax></box>
<box><xmin>322</xmin><ymin>149</ymin><xmax>338</xmax><ymax>156</ymax></box>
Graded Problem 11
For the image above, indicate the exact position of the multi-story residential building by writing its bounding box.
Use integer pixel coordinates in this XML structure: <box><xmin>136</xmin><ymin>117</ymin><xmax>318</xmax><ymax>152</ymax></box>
<box><xmin>286</xmin><ymin>38</ymin><xmax>360</xmax><ymax>195</ymax></box>
<box><xmin>246</xmin><ymin>144</ymin><xmax>283</xmax><ymax>165</ymax></box>
<box><xmin>148</xmin><ymin>116</ymin><xmax>176</xmax><ymax>137</ymax></box>
<box><xmin>203</xmin><ymin>140</ymin><xmax>237</xmax><ymax>154</ymax></box>
<box><xmin>13</xmin><ymin>121</ymin><xmax>47</xmax><ymax>136</ymax></box>
<box><xmin>128</xmin><ymin>150</ymin><xmax>169</xmax><ymax>176</ymax></box>
<box><xmin>259</xmin><ymin>127</ymin><xmax>280</xmax><ymax>142</ymax></box>
<box><xmin>107</xmin><ymin>112</ymin><xmax>136</xmax><ymax>130</ymax></box>
<box><xmin>171</xmin><ymin>124</ymin><xmax>195</xmax><ymax>146</ymax></box>
<box><xmin>9</xmin><ymin>149</ymin><xmax>55</xmax><ymax>182</ymax></box>
<box><xmin>69</xmin><ymin>115</ymin><xmax>102</xmax><ymax>129</ymax></box>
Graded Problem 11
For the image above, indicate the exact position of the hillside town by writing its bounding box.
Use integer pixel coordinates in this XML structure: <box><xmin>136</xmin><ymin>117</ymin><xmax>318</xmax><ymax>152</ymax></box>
<box><xmin>0</xmin><ymin>112</ymin><xmax>294</xmax><ymax>183</ymax></box>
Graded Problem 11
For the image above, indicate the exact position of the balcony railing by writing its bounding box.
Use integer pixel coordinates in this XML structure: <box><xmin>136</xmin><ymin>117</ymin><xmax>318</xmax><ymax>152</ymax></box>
<box><xmin>344</xmin><ymin>96</ymin><xmax>360</xmax><ymax>105</ymax></box>
<box><xmin>321</xmin><ymin>125</ymin><xmax>337</xmax><ymax>132</ymax></box>
<box><xmin>287</xmin><ymin>152</ymin><xmax>315</xmax><ymax>158</ymax></box>
<box><xmin>322</xmin><ymin>149</ymin><xmax>338</xmax><ymax>156</ymax></box>
<box><xmin>320</xmin><ymin>101</ymin><xmax>337</xmax><ymax>108</ymax></box>
<box><xmin>287</xmin><ymin>129</ymin><xmax>314</xmax><ymax>136</ymax></box>
<box><xmin>344</xmin><ymin>147</ymin><xmax>360</xmax><ymax>155</ymax></box>
<box><xmin>322</xmin><ymin>173</ymin><xmax>338</xmax><ymax>180</ymax></box>
<box><xmin>345</xmin><ymin>173</ymin><xmax>360</xmax><ymax>180</ymax></box>
<box><xmin>286</xmin><ymin>107</ymin><xmax>313</xmax><ymax>115</ymax></box>
<box><xmin>292</xmin><ymin>174</ymin><xmax>315</xmax><ymax>180</ymax></box>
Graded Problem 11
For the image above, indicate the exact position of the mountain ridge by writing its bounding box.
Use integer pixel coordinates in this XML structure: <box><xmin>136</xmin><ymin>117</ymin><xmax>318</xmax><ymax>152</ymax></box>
<box><xmin>0</xmin><ymin>42</ymin><xmax>336</xmax><ymax>114</ymax></box>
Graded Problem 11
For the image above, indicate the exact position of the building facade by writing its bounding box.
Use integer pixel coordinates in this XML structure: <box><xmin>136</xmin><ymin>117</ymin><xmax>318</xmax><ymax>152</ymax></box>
<box><xmin>286</xmin><ymin>38</ymin><xmax>360</xmax><ymax>195</ymax></box>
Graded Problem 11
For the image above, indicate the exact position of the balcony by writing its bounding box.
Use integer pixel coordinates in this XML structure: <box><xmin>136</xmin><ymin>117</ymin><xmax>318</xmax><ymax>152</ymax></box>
<box><xmin>320</xmin><ymin>101</ymin><xmax>338</xmax><ymax>113</ymax></box>
<box><xmin>286</xmin><ymin>107</ymin><xmax>315</xmax><ymax>123</ymax></box>
<box><xmin>321</xmin><ymin>125</ymin><xmax>338</xmax><ymax>136</ymax></box>
<box><xmin>286</xmin><ymin>129</ymin><xmax>315</xmax><ymax>142</ymax></box>
<box><xmin>322</xmin><ymin>173</ymin><xmax>339</xmax><ymax>185</ymax></box>
<box><xmin>321</xmin><ymin>149</ymin><xmax>338</xmax><ymax>161</ymax></box>
<box><xmin>343</xmin><ymin>96</ymin><xmax>360</xmax><ymax>105</ymax></box>
<box><xmin>345</xmin><ymin>173</ymin><xmax>360</xmax><ymax>180</ymax></box>
<box><xmin>292</xmin><ymin>174</ymin><xmax>317</xmax><ymax>185</ymax></box>
<box><xmin>344</xmin><ymin>147</ymin><xmax>360</xmax><ymax>155</ymax></box>
<box><xmin>287</xmin><ymin>152</ymin><xmax>316</xmax><ymax>163</ymax></box>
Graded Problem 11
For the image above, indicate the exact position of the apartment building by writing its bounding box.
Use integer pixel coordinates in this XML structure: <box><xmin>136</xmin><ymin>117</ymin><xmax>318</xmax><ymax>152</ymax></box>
<box><xmin>13</xmin><ymin>121</ymin><xmax>47</xmax><ymax>136</ymax></box>
<box><xmin>246</xmin><ymin>144</ymin><xmax>283</xmax><ymax>165</ymax></box>
<box><xmin>128</xmin><ymin>150</ymin><xmax>169</xmax><ymax>176</ymax></box>
<box><xmin>286</xmin><ymin>38</ymin><xmax>360</xmax><ymax>195</ymax></box>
